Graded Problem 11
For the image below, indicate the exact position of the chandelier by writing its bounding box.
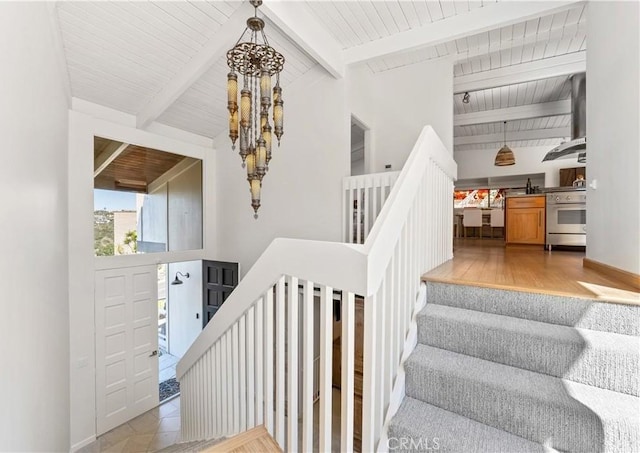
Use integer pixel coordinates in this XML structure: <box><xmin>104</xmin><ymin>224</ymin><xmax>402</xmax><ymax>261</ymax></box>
<box><xmin>494</xmin><ymin>121</ymin><xmax>515</xmax><ymax>166</ymax></box>
<box><xmin>227</xmin><ymin>0</ymin><xmax>285</xmax><ymax>219</ymax></box>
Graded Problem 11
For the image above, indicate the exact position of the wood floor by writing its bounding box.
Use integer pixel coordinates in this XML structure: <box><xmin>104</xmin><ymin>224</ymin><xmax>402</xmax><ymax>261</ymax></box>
<box><xmin>423</xmin><ymin>239</ymin><xmax>640</xmax><ymax>305</ymax></box>
<box><xmin>203</xmin><ymin>426</ymin><xmax>281</xmax><ymax>452</ymax></box>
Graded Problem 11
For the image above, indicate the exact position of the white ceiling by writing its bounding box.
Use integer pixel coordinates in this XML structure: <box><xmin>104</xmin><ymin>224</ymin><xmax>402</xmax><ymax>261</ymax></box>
<box><xmin>53</xmin><ymin>0</ymin><xmax>587</xmax><ymax>151</ymax></box>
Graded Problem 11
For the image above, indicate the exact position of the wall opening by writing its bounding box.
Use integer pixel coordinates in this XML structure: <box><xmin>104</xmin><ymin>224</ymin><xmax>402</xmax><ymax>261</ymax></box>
<box><xmin>350</xmin><ymin>117</ymin><xmax>367</xmax><ymax>176</ymax></box>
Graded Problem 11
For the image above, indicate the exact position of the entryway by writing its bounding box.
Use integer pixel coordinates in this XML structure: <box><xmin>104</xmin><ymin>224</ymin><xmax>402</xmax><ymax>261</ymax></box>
<box><xmin>350</xmin><ymin>116</ymin><xmax>368</xmax><ymax>176</ymax></box>
<box><xmin>157</xmin><ymin>261</ymin><xmax>206</xmax><ymax>403</ymax></box>
<box><xmin>157</xmin><ymin>263</ymin><xmax>179</xmax><ymax>403</ymax></box>
<box><xmin>158</xmin><ymin>264</ymin><xmax>180</xmax><ymax>403</ymax></box>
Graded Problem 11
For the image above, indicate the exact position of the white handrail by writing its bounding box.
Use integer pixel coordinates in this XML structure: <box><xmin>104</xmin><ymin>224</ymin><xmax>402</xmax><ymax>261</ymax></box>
<box><xmin>365</xmin><ymin>126</ymin><xmax>456</xmax><ymax>293</ymax></box>
<box><xmin>177</xmin><ymin>125</ymin><xmax>457</xmax><ymax>451</ymax></box>
<box><xmin>177</xmin><ymin>238</ymin><xmax>366</xmax><ymax>379</ymax></box>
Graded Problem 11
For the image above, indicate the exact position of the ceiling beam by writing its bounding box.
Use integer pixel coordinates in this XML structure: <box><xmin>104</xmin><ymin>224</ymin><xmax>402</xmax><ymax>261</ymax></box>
<box><xmin>454</xmin><ymin>51</ymin><xmax>586</xmax><ymax>93</ymax></box>
<box><xmin>136</xmin><ymin>2</ymin><xmax>255</xmax><ymax>129</ymax></box>
<box><xmin>454</xmin><ymin>100</ymin><xmax>571</xmax><ymax>126</ymax></box>
<box><xmin>259</xmin><ymin>1</ymin><xmax>344</xmax><ymax>79</ymax></box>
<box><xmin>454</xmin><ymin>127</ymin><xmax>571</xmax><ymax>146</ymax></box>
<box><xmin>343</xmin><ymin>1</ymin><xmax>581</xmax><ymax>65</ymax></box>
<box><xmin>94</xmin><ymin>142</ymin><xmax>129</xmax><ymax>177</ymax></box>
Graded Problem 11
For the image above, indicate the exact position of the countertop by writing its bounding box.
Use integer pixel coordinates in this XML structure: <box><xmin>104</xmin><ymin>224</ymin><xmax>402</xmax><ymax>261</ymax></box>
<box><xmin>505</xmin><ymin>192</ymin><xmax>546</xmax><ymax>198</ymax></box>
<box><xmin>506</xmin><ymin>187</ymin><xmax>586</xmax><ymax>198</ymax></box>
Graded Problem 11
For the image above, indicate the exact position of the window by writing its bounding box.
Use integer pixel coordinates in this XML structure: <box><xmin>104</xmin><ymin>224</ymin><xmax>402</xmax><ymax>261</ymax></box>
<box><xmin>93</xmin><ymin>136</ymin><xmax>203</xmax><ymax>257</ymax></box>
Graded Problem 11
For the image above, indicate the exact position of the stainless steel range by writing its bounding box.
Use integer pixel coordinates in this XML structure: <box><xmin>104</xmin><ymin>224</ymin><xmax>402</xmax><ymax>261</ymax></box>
<box><xmin>546</xmin><ymin>190</ymin><xmax>586</xmax><ymax>250</ymax></box>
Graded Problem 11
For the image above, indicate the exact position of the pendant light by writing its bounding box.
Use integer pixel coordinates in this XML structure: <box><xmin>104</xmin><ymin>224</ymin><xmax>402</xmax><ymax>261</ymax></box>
<box><xmin>494</xmin><ymin>121</ymin><xmax>515</xmax><ymax>166</ymax></box>
<box><xmin>227</xmin><ymin>0</ymin><xmax>285</xmax><ymax>219</ymax></box>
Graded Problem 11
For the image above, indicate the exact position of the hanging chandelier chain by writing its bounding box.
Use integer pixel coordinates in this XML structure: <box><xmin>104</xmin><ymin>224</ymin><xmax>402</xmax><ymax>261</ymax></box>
<box><xmin>226</xmin><ymin>0</ymin><xmax>284</xmax><ymax>217</ymax></box>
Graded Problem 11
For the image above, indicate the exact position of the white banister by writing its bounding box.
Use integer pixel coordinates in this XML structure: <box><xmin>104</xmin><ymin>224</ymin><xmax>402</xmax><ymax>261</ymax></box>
<box><xmin>246</xmin><ymin>306</ymin><xmax>255</xmax><ymax>429</ymax></box>
<box><xmin>286</xmin><ymin>276</ymin><xmax>299</xmax><ymax>452</ymax></box>
<box><xmin>343</xmin><ymin>171</ymin><xmax>401</xmax><ymax>244</ymax></box>
<box><xmin>301</xmin><ymin>280</ymin><xmax>314</xmax><ymax>452</ymax></box>
<box><xmin>275</xmin><ymin>277</ymin><xmax>285</xmax><ymax>448</ymax></box>
<box><xmin>318</xmin><ymin>284</ymin><xmax>333</xmax><ymax>452</ymax></box>
<box><xmin>177</xmin><ymin>126</ymin><xmax>456</xmax><ymax>451</ymax></box>
<box><xmin>264</xmin><ymin>291</ymin><xmax>274</xmax><ymax>435</ymax></box>
<box><xmin>340</xmin><ymin>292</ymin><xmax>355</xmax><ymax>452</ymax></box>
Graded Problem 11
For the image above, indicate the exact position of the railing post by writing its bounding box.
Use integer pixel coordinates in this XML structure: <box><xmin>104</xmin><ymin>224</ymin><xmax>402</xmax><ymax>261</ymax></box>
<box><xmin>362</xmin><ymin>292</ymin><xmax>378</xmax><ymax>451</ymax></box>
<box><xmin>341</xmin><ymin>292</ymin><xmax>356</xmax><ymax>452</ymax></box>
<box><xmin>264</xmin><ymin>291</ymin><xmax>274</xmax><ymax>435</ymax></box>
<box><xmin>286</xmin><ymin>276</ymin><xmax>299</xmax><ymax>452</ymax></box>
<box><xmin>301</xmin><ymin>280</ymin><xmax>314</xmax><ymax>452</ymax></box>
<box><xmin>319</xmin><ymin>285</ymin><xmax>333</xmax><ymax>452</ymax></box>
<box><xmin>275</xmin><ymin>277</ymin><xmax>286</xmax><ymax>448</ymax></box>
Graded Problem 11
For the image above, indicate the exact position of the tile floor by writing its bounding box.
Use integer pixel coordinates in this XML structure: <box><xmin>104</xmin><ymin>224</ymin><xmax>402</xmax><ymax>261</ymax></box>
<box><xmin>78</xmin><ymin>397</ymin><xmax>182</xmax><ymax>453</ymax></box>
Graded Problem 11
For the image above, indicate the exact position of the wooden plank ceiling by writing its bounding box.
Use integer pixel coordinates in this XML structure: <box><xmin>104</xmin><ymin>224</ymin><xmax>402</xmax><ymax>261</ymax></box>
<box><xmin>93</xmin><ymin>137</ymin><xmax>187</xmax><ymax>193</ymax></box>
<box><xmin>56</xmin><ymin>1</ymin><xmax>587</xmax><ymax>153</ymax></box>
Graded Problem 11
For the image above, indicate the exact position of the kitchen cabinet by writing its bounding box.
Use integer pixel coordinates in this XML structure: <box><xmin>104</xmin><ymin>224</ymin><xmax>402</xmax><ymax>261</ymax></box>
<box><xmin>506</xmin><ymin>196</ymin><xmax>545</xmax><ymax>245</ymax></box>
<box><xmin>559</xmin><ymin>167</ymin><xmax>586</xmax><ymax>187</ymax></box>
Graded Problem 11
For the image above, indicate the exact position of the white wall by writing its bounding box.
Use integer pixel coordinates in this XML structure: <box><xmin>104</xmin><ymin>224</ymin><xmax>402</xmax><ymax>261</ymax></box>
<box><xmin>0</xmin><ymin>3</ymin><xmax>70</xmax><ymax>451</ymax></box>
<box><xmin>369</xmin><ymin>59</ymin><xmax>454</xmax><ymax>172</ymax></box>
<box><xmin>216</xmin><ymin>66</ymin><xmax>350</xmax><ymax>275</ymax></box>
<box><xmin>348</xmin><ymin>65</ymin><xmax>377</xmax><ymax>174</ymax></box>
<box><xmin>586</xmin><ymin>1</ymin><xmax>640</xmax><ymax>274</ymax></box>
<box><xmin>216</xmin><ymin>61</ymin><xmax>453</xmax><ymax>274</ymax></box>
<box><xmin>455</xmin><ymin>146</ymin><xmax>579</xmax><ymax>187</ymax></box>
<box><xmin>167</xmin><ymin>261</ymin><xmax>203</xmax><ymax>358</ymax></box>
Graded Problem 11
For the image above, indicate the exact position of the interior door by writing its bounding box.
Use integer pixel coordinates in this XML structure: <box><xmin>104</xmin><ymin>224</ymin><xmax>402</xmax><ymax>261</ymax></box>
<box><xmin>95</xmin><ymin>265</ymin><xmax>159</xmax><ymax>435</ymax></box>
<box><xmin>202</xmin><ymin>260</ymin><xmax>239</xmax><ymax>328</ymax></box>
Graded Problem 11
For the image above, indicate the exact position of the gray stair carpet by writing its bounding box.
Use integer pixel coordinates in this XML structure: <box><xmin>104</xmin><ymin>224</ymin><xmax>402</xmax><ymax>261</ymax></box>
<box><xmin>425</xmin><ymin>281</ymin><xmax>640</xmax><ymax>336</ymax></box>
<box><xmin>417</xmin><ymin>303</ymin><xmax>639</xmax><ymax>396</ymax></box>
<box><xmin>388</xmin><ymin>397</ymin><xmax>559</xmax><ymax>453</ymax></box>
<box><xmin>388</xmin><ymin>282</ymin><xmax>640</xmax><ymax>453</ymax></box>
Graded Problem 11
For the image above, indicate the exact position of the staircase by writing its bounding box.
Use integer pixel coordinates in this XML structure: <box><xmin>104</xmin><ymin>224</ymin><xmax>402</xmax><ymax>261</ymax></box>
<box><xmin>177</xmin><ymin>126</ymin><xmax>457</xmax><ymax>451</ymax></box>
<box><xmin>388</xmin><ymin>281</ymin><xmax>640</xmax><ymax>452</ymax></box>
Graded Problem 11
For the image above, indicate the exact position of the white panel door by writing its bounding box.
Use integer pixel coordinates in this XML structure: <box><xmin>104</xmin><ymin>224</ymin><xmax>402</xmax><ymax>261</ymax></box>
<box><xmin>95</xmin><ymin>265</ymin><xmax>159</xmax><ymax>435</ymax></box>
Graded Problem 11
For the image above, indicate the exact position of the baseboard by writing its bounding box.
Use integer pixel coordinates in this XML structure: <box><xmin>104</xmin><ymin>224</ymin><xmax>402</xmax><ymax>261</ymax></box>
<box><xmin>583</xmin><ymin>258</ymin><xmax>640</xmax><ymax>291</ymax></box>
<box><xmin>70</xmin><ymin>435</ymin><xmax>96</xmax><ymax>453</ymax></box>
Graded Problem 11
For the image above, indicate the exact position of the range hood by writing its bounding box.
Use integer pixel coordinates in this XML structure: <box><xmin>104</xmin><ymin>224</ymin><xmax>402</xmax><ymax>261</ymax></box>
<box><xmin>542</xmin><ymin>73</ymin><xmax>586</xmax><ymax>162</ymax></box>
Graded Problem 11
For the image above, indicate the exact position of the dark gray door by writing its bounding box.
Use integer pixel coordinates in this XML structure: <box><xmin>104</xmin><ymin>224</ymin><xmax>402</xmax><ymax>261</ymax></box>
<box><xmin>202</xmin><ymin>260</ymin><xmax>239</xmax><ymax>328</ymax></box>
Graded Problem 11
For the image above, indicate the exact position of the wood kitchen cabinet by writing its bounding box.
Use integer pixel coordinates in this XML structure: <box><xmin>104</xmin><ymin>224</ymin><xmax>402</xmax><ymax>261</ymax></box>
<box><xmin>506</xmin><ymin>196</ymin><xmax>546</xmax><ymax>245</ymax></box>
<box><xmin>559</xmin><ymin>167</ymin><xmax>586</xmax><ymax>187</ymax></box>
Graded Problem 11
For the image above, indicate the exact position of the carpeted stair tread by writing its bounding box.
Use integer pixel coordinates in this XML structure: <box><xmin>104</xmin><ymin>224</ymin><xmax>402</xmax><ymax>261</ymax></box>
<box><xmin>405</xmin><ymin>344</ymin><xmax>640</xmax><ymax>452</ymax></box>
<box><xmin>388</xmin><ymin>396</ymin><xmax>558</xmax><ymax>453</ymax></box>
<box><xmin>417</xmin><ymin>303</ymin><xmax>640</xmax><ymax>396</ymax></box>
<box><xmin>425</xmin><ymin>282</ymin><xmax>640</xmax><ymax>336</ymax></box>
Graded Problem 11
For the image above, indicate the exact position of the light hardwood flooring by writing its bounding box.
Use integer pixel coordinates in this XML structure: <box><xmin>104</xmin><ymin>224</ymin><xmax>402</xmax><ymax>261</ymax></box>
<box><xmin>423</xmin><ymin>239</ymin><xmax>640</xmax><ymax>305</ymax></box>
<box><xmin>202</xmin><ymin>426</ymin><xmax>280</xmax><ymax>452</ymax></box>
